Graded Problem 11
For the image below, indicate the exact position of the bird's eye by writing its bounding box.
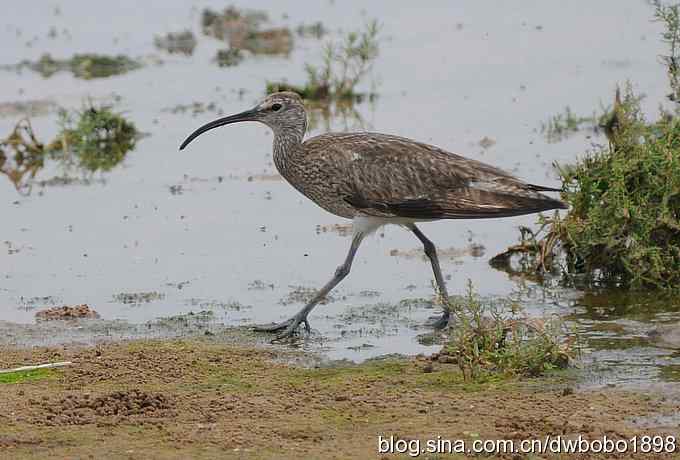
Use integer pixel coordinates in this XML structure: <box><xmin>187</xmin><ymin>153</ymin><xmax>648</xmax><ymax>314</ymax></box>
<box><xmin>271</xmin><ymin>103</ymin><xmax>282</xmax><ymax>112</ymax></box>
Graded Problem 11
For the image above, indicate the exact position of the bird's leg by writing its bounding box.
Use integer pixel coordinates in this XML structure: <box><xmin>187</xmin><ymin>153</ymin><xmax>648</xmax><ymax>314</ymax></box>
<box><xmin>408</xmin><ymin>224</ymin><xmax>452</xmax><ymax>329</ymax></box>
<box><xmin>254</xmin><ymin>232</ymin><xmax>365</xmax><ymax>339</ymax></box>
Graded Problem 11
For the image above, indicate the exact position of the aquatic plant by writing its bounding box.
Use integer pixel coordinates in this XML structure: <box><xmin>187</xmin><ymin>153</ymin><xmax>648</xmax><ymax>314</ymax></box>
<box><xmin>540</xmin><ymin>106</ymin><xmax>601</xmax><ymax>143</ymax></box>
<box><xmin>49</xmin><ymin>105</ymin><xmax>138</xmax><ymax>173</ymax></box>
<box><xmin>8</xmin><ymin>53</ymin><xmax>142</xmax><ymax>79</ymax></box>
<box><xmin>0</xmin><ymin>104</ymin><xmax>138</xmax><ymax>193</ymax></box>
<box><xmin>296</xmin><ymin>22</ymin><xmax>327</xmax><ymax>39</ymax></box>
<box><xmin>215</xmin><ymin>48</ymin><xmax>243</xmax><ymax>67</ymax></box>
<box><xmin>266</xmin><ymin>20</ymin><xmax>380</xmax><ymax>102</ymax></box>
<box><xmin>495</xmin><ymin>3</ymin><xmax>680</xmax><ymax>291</ymax></box>
<box><xmin>497</xmin><ymin>86</ymin><xmax>680</xmax><ymax>290</ymax></box>
<box><xmin>442</xmin><ymin>281</ymin><xmax>573</xmax><ymax>380</ymax></box>
<box><xmin>653</xmin><ymin>0</ymin><xmax>680</xmax><ymax>103</ymax></box>
<box><xmin>154</xmin><ymin>30</ymin><xmax>197</xmax><ymax>56</ymax></box>
<box><xmin>0</xmin><ymin>119</ymin><xmax>46</xmax><ymax>193</ymax></box>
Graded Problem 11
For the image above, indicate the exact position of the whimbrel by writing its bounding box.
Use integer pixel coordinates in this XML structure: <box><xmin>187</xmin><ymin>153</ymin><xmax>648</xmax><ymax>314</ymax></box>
<box><xmin>180</xmin><ymin>92</ymin><xmax>566</xmax><ymax>338</ymax></box>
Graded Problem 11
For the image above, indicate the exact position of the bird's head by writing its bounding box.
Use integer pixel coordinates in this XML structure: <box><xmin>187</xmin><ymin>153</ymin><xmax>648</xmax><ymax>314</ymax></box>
<box><xmin>179</xmin><ymin>92</ymin><xmax>307</xmax><ymax>150</ymax></box>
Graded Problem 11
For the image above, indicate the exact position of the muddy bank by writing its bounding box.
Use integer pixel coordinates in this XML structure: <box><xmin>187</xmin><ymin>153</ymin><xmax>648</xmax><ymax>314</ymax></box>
<box><xmin>0</xmin><ymin>339</ymin><xmax>677</xmax><ymax>459</ymax></box>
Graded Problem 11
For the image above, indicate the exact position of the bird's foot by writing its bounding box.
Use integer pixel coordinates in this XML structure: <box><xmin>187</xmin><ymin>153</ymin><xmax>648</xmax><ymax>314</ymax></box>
<box><xmin>427</xmin><ymin>310</ymin><xmax>451</xmax><ymax>330</ymax></box>
<box><xmin>253</xmin><ymin>314</ymin><xmax>311</xmax><ymax>341</ymax></box>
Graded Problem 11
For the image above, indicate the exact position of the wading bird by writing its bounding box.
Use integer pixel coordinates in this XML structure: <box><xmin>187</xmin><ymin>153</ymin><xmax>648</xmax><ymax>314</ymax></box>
<box><xmin>180</xmin><ymin>92</ymin><xmax>566</xmax><ymax>339</ymax></box>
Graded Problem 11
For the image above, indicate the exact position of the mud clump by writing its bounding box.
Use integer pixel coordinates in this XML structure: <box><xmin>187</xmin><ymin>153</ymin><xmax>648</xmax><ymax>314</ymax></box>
<box><xmin>390</xmin><ymin>244</ymin><xmax>485</xmax><ymax>260</ymax></box>
<box><xmin>29</xmin><ymin>390</ymin><xmax>174</xmax><ymax>426</ymax></box>
<box><xmin>154</xmin><ymin>30</ymin><xmax>197</xmax><ymax>56</ymax></box>
<box><xmin>35</xmin><ymin>304</ymin><xmax>99</xmax><ymax>322</ymax></box>
<box><xmin>238</xmin><ymin>28</ymin><xmax>292</xmax><ymax>55</ymax></box>
<box><xmin>201</xmin><ymin>6</ymin><xmax>293</xmax><ymax>56</ymax></box>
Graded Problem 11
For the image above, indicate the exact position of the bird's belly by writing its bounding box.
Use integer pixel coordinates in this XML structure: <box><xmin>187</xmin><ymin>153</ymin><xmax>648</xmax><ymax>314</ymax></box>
<box><xmin>352</xmin><ymin>215</ymin><xmax>436</xmax><ymax>236</ymax></box>
<box><xmin>282</xmin><ymin>176</ymin><xmax>357</xmax><ymax>219</ymax></box>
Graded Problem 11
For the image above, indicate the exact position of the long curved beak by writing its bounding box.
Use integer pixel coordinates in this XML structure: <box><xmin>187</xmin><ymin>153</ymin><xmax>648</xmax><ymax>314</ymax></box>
<box><xmin>179</xmin><ymin>108</ymin><xmax>259</xmax><ymax>150</ymax></box>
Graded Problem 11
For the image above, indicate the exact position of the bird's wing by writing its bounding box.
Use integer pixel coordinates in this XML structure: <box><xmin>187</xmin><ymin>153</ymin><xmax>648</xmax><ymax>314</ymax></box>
<box><xmin>309</xmin><ymin>133</ymin><xmax>566</xmax><ymax>219</ymax></box>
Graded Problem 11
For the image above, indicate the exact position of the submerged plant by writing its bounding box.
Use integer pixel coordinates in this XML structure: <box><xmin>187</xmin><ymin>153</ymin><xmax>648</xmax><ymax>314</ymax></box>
<box><xmin>266</xmin><ymin>20</ymin><xmax>380</xmax><ymax>102</ymax></box>
<box><xmin>540</xmin><ymin>106</ymin><xmax>601</xmax><ymax>143</ymax></box>
<box><xmin>443</xmin><ymin>281</ymin><xmax>573</xmax><ymax>381</ymax></box>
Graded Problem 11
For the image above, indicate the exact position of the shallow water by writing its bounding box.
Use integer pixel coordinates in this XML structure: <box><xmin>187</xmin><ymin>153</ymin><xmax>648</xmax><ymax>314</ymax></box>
<box><xmin>1</xmin><ymin>1</ymin><xmax>678</xmax><ymax>387</ymax></box>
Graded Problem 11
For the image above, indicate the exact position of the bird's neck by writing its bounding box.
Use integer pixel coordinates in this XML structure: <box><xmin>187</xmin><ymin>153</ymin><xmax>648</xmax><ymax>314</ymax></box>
<box><xmin>272</xmin><ymin>124</ymin><xmax>305</xmax><ymax>175</ymax></box>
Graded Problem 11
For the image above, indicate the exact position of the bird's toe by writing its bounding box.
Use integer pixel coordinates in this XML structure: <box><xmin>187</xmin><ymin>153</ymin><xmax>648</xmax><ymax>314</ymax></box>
<box><xmin>253</xmin><ymin>319</ymin><xmax>293</xmax><ymax>333</ymax></box>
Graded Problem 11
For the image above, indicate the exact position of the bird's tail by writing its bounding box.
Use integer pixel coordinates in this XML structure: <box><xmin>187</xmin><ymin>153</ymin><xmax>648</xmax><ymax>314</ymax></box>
<box><xmin>527</xmin><ymin>183</ymin><xmax>562</xmax><ymax>192</ymax></box>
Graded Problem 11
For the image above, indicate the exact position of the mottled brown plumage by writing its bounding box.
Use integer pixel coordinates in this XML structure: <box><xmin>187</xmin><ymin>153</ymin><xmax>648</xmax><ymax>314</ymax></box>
<box><xmin>180</xmin><ymin>92</ymin><xmax>567</xmax><ymax>339</ymax></box>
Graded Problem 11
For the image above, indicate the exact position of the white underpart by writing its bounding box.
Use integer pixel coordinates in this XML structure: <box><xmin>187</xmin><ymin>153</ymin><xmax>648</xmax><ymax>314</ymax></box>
<box><xmin>352</xmin><ymin>215</ymin><xmax>434</xmax><ymax>237</ymax></box>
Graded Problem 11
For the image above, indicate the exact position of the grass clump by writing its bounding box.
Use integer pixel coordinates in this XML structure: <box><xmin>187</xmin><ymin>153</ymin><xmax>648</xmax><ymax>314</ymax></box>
<box><xmin>495</xmin><ymin>3</ymin><xmax>680</xmax><ymax>291</ymax></box>
<box><xmin>498</xmin><ymin>86</ymin><xmax>680</xmax><ymax>290</ymax></box>
<box><xmin>654</xmin><ymin>0</ymin><xmax>680</xmax><ymax>103</ymax></box>
<box><xmin>540</xmin><ymin>106</ymin><xmax>601</xmax><ymax>143</ymax></box>
<box><xmin>215</xmin><ymin>48</ymin><xmax>243</xmax><ymax>67</ymax></box>
<box><xmin>443</xmin><ymin>281</ymin><xmax>574</xmax><ymax>381</ymax></box>
<box><xmin>0</xmin><ymin>368</ymin><xmax>53</xmax><ymax>384</ymax></box>
<box><xmin>9</xmin><ymin>53</ymin><xmax>142</xmax><ymax>79</ymax></box>
<box><xmin>48</xmin><ymin>105</ymin><xmax>138</xmax><ymax>173</ymax></box>
<box><xmin>266</xmin><ymin>20</ymin><xmax>380</xmax><ymax>102</ymax></box>
<box><xmin>296</xmin><ymin>22</ymin><xmax>327</xmax><ymax>39</ymax></box>
<box><xmin>0</xmin><ymin>104</ymin><xmax>137</xmax><ymax>193</ymax></box>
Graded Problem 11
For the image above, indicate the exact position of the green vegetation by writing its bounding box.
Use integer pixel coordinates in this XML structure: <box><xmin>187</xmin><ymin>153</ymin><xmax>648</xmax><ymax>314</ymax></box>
<box><xmin>266</xmin><ymin>20</ymin><xmax>380</xmax><ymax>102</ymax></box>
<box><xmin>496</xmin><ymin>2</ymin><xmax>680</xmax><ymax>291</ymax></box>
<box><xmin>0</xmin><ymin>368</ymin><xmax>53</xmax><ymax>384</ymax></box>
<box><xmin>443</xmin><ymin>282</ymin><xmax>574</xmax><ymax>381</ymax></box>
<box><xmin>48</xmin><ymin>105</ymin><xmax>138</xmax><ymax>173</ymax></box>
<box><xmin>296</xmin><ymin>22</ymin><xmax>327</xmax><ymax>39</ymax></box>
<box><xmin>654</xmin><ymin>0</ymin><xmax>680</xmax><ymax>103</ymax></box>
<box><xmin>0</xmin><ymin>104</ymin><xmax>137</xmax><ymax>192</ymax></box>
<box><xmin>9</xmin><ymin>53</ymin><xmax>142</xmax><ymax>79</ymax></box>
<box><xmin>0</xmin><ymin>119</ymin><xmax>46</xmax><ymax>192</ymax></box>
<box><xmin>215</xmin><ymin>48</ymin><xmax>243</xmax><ymax>67</ymax></box>
<box><xmin>540</xmin><ymin>106</ymin><xmax>600</xmax><ymax>143</ymax></box>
